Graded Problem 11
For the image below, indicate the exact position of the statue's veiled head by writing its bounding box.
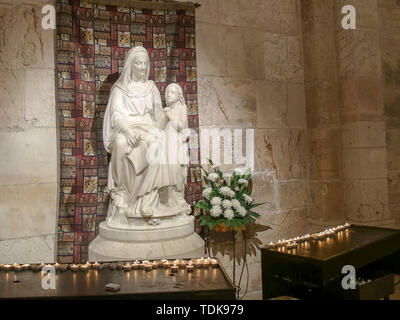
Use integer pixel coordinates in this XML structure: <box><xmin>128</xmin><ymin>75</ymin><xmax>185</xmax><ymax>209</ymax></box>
<box><xmin>116</xmin><ymin>46</ymin><xmax>150</xmax><ymax>91</ymax></box>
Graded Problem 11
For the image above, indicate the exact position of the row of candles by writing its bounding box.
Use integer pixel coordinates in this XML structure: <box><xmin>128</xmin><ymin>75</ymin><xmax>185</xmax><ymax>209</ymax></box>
<box><xmin>0</xmin><ymin>257</ymin><xmax>219</xmax><ymax>273</ymax></box>
<box><xmin>266</xmin><ymin>223</ymin><xmax>351</xmax><ymax>250</ymax></box>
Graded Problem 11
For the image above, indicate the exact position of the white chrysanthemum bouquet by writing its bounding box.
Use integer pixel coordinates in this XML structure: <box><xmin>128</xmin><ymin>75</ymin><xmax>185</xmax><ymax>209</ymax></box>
<box><xmin>195</xmin><ymin>160</ymin><xmax>263</xmax><ymax>232</ymax></box>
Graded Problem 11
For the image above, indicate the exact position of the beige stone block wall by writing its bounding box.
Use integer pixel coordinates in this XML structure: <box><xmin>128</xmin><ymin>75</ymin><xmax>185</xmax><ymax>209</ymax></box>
<box><xmin>301</xmin><ymin>0</ymin><xmax>344</xmax><ymax>225</ymax></box>
<box><xmin>193</xmin><ymin>0</ymin><xmax>310</xmax><ymax>297</ymax></box>
<box><xmin>378</xmin><ymin>0</ymin><xmax>400</xmax><ymax>224</ymax></box>
<box><xmin>0</xmin><ymin>0</ymin><xmax>58</xmax><ymax>264</ymax></box>
<box><xmin>335</xmin><ymin>0</ymin><xmax>392</xmax><ymax>225</ymax></box>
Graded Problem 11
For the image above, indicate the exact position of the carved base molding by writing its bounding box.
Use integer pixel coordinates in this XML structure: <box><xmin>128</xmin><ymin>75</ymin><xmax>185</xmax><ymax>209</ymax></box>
<box><xmin>89</xmin><ymin>221</ymin><xmax>204</xmax><ymax>261</ymax></box>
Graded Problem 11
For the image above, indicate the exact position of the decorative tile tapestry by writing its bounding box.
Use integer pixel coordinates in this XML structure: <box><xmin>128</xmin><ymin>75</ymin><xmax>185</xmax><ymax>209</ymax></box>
<box><xmin>56</xmin><ymin>0</ymin><xmax>202</xmax><ymax>263</ymax></box>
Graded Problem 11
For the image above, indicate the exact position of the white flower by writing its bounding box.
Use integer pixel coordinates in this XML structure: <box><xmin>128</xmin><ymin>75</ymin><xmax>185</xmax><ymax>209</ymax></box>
<box><xmin>210</xmin><ymin>205</ymin><xmax>222</xmax><ymax>217</ymax></box>
<box><xmin>219</xmin><ymin>186</ymin><xmax>235</xmax><ymax>198</ymax></box>
<box><xmin>211</xmin><ymin>197</ymin><xmax>222</xmax><ymax>206</ymax></box>
<box><xmin>208</xmin><ymin>173</ymin><xmax>219</xmax><ymax>182</ymax></box>
<box><xmin>235</xmin><ymin>186</ymin><xmax>240</xmax><ymax>191</ymax></box>
<box><xmin>234</xmin><ymin>167</ymin><xmax>247</xmax><ymax>175</ymax></box>
<box><xmin>238</xmin><ymin>179</ymin><xmax>249</xmax><ymax>186</ymax></box>
<box><xmin>202</xmin><ymin>187</ymin><xmax>212</xmax><ymax>199</ymax></box>
<box><xmin>243</xmin><ymin>194</ymin><xmax>254</xmax><ymax>204</ymax></box>
<box><xmin>231</xmin><ymin>199</ymin><xmax>241</xmax><ymax>209</ymax></box>
<box><xmin>237</xmin><ymin>206</ymin><xmax>247</xmax><ymax>217</ymax></box>
<box><xmin>224</xmin><ymin>209</ymin><xmax>235</xmax><ymax>220</ymax></box>
<box><xmin>222</xmin><ymin>200</ymin><xmax>232</xmax><ymax>209</ymax></box>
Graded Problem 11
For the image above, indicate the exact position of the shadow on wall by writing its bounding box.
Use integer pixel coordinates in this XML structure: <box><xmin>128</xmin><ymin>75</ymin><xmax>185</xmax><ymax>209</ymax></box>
<box><xmin>95</xmin><ymin>72</ymin><xmax>120</xmax><ymax>221</ymax></box>
<box><xmin>204</xmin><ymin>224</ymin><xmax>271</xmax><ymax>264</ymax></box>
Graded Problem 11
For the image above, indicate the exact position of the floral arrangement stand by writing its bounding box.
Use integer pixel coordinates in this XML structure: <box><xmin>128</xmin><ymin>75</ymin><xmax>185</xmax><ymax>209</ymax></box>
<box><xmin>195</xmin><ymin>160</ymin><xmax>263</xmax><ymax>298</ymax></box>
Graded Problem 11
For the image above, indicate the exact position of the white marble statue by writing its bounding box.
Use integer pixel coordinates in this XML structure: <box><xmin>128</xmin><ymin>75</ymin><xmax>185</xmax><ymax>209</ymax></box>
<box><xmin>103</xmin><ymin>46</ymin><xmax>190</xmax><ymax>229</ymax></box>
<box><xmin>89</xmin><ymin>46</ymin><xmax>204</xmax><ymax>260</ymax></box>
<box><xmin>164</xmin><ymin>83</ymin><xmax>191</xmax><ymax>214</ymax></box>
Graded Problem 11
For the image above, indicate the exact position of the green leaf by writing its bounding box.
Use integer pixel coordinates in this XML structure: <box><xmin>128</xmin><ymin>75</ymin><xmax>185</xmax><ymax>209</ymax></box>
<box><xmin>200</xmin><ymin>165</ymin><xmax>209</xmax><ymax>177</ymax></box>
<box><xmin>195</xmin><ymin>202</ymin><xmax>211</xmax><ymax>210</ymax></box>
<box><xmin>230</xmin><ymin>175</ymin><xmax>239</xmax><ymax>190</ymax></box>
<box><xmin>199</xmin><ymin>219</ymin><xmax>208</xmax><ymax>227</ymax></box>
<box><xmin>248</xmin><ymin>202</ymin><xmax>265</xmax><ymax>209</ymax></box>
<box><xmin>247</xmin><ymin>210</ymin><xmax>261</xmax><ymax>218</ymax></box>
<box><xmin>238</xmin><ymin>189</ymin><xmax>247</xmax><ymax>197</ymax></box>
<box><xmin>232</xmin><ymin>220</ymin><xmax>239</xmax><ymax>230</ymax></box>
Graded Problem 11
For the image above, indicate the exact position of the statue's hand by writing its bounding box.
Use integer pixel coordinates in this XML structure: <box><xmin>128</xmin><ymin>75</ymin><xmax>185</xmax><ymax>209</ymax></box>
<box><xmin>164</xmin><ymin>107</ymin><xmax>171</xmax><ymax>120</ymax></box>
<box><xmin>126</xmin><ymin>130</ymin><xmax>140</xmax><ymax>148</ymax></box>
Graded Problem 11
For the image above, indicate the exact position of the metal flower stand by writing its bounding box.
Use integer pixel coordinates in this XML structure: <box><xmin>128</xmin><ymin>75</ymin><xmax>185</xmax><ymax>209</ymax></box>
<box><xmin>204</xmin><ymin>227</ymin><xmax>249</xmax><ymax>300</ymax></box>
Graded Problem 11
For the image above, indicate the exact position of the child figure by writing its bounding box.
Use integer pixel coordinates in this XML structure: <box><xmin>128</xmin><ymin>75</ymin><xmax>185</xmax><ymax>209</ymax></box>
<box><xmin>163</xmin><ymin>83</ymin><xmax>191</xmax><ymax>215</ymax></box>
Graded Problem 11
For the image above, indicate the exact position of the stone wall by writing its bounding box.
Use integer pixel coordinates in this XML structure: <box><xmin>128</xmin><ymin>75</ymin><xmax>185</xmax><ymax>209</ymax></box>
<box><xmin>336</xmin><ymin>0</ymin><xmax>391</xmax><ymax>225</ymax></box>
<box><xmin>0</xmin><ymin>0</ymin><xmax>58</xmax><ymax>263</ymax></box>
<box><xmin>193</xmin><ymin>0</ymin><xmax>310</xmax><ymax>298</ymax></box>
<box><xmin>379</xmin><ymin>0</ymin><xmax>400</xmax><ymax>224</ymax></box>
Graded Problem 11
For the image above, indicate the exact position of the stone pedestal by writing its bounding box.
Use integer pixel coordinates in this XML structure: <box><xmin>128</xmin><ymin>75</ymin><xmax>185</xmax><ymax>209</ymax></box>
<box><xmin>89</xmin><ymin>214</ymin><xmax>204</xmax><ymax>261</ymax></box>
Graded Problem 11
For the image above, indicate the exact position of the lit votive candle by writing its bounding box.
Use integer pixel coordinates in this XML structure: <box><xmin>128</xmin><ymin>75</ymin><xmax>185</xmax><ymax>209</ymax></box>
<box><xmin>211</xmin><ymin>259</ymin><xmax>219</xmax><ymax>268</ymax></box>
<box><xmin>131</xmin><ymin>260</ymin><xmax>139</xmax><ymax>269</ymax></box>
<box><xmin>151</xmin><ymin>261</ymin><xmax>159</xmax><ymax>269</ymax></box>
<box><xmin>140</xmin><ymin>260</ymin><xmax>150</xmax><ymax>269</ymax></box>
<box><xmin>92</xmin><ymin>262</ymin><xmax>101</xmax><ymax>270</ymax></box>
<box><xmin>144</xmin><ymin>263</ymin><xmax>152</xmax><ymax>272</ymax></box>
<box><xmin>311</xmin><ymin>233</ymin><xmax>324</xmax><ymax>240</ymax></box>
<box><xmin>22</xmin><ymin>264</ymin><xmax>31</xmax><ymax>270</ymax></box>
<box><xmin>170</xmin><ymin>264</ymin><xmax>178</xmax><ymax>273</ymax></box>
<box><xmin>203</xmin><ymin>258</ymin><xmax>211</xmax><ymax>268</ymax></box>
<box><xmin>163</xmin><ymin>260</ymin><xmax>170</xmax><ymax>269</ymax></box>
<box><xmin>186</xmin><ymin>262</ymin><xmax>194</xmax><ymax>272</ymax></box>
<box><xmin>53</xmin><ymin>263</ymin><xmax>61</xmax><ymax>270</ymax></box>
<box><xmin>123</xmin><ymin>263</ymin><xmax>132</xmax><ymax>272</ymax></box>
<box><xmin>178</xmin><ymin>260</ymin><xmax>187</xmax><ymax>269</ymax></box>
<box><xmin>59</xmin><ymin>264</ymin><xmax>68</xmax><ymax>272</ymax></box>
<box><xmin>69</xmin><ymin>264</ymin><xmax>79</xmax><ymax>272</ymax></box>
<box><xmin>3</xmin><ymin>264</ymin><xmax>12</xmax><ymax>272</ymax></box>
<box><xmin>194</xmin><ymin>259</ymin><xmax>203</xmax><ymax>268</ymax></box>
<box><xmin>80</xmin><ymin>263</ymin><xmax>90</xmax><ymax>271</ymax></box>
<box><xmin>286</xmin><ymin>242</ymin><xmax>298</xmax><ymax>249</ymax></box>
<box><xmin>266</xmin><ymin>242</ymin><xmax>278</xmax><ymax>249</ymax></box>
<box><xmin>13</xmin><ymin>263</ymin><xmax>23</xmax><ymax>272</ymax></box>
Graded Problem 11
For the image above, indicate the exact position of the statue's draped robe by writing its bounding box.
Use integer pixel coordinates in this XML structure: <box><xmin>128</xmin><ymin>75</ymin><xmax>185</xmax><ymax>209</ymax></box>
<box><xmin>103</xmin><ymin>80</ymin><xmax>169</xmax><ymax>217</ymax></box>
<box><xmin>163</xmin><ymin>102</ymin><xmax>191</xmax><ymax>212</ymax></box>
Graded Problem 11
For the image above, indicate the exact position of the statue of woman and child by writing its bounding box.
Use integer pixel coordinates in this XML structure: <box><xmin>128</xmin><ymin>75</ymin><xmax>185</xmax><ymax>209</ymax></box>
<box><xmin>103</xmin><ymin>46</ymin><xmax>191</xmax><ymax>229</ymax></box>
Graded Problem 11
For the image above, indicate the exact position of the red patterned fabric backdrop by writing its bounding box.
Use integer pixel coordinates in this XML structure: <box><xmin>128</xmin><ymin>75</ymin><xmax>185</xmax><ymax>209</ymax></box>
<box><xmin>56</xmin><ymin>0</ymin><xmax>202</xmax><ymax>263</ymax></box>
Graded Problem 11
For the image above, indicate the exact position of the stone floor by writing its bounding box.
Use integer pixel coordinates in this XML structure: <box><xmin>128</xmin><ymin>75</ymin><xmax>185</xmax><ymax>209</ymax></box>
<box><xmin>243</xmin><ymin>275</ymin><xmax>400</xmax><ymax>300</ymax></box>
